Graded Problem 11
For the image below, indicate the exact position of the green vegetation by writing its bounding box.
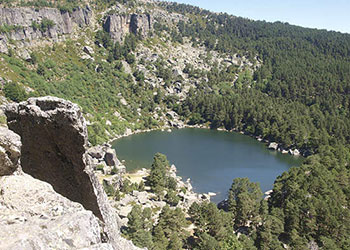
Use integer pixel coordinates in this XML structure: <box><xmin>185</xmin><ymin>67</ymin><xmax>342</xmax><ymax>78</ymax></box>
<box><xmin>120</xmin><ymin>153</ymin><xmax>189</xmax><ymax>249</ymax></box>
<box><xmin>0</xmin><ymin>31</ymin><xmax>167</xmax><ymax>145</ymax></box>
<box><xmin>3</xmin><ymin>82</ymin><xmax>28</xmax><ymax>102</ymax></box>
<box><xmin>161</xmin><ymin>2</ymin><xmax>350</xmax><ymax>249</ymax></box>
<box><xmin>31</xmin><ymin>18</ymin><xmax>55</xmax><ymax>33</ymax></box>
<box><xmin>1</xmin><ymin>0</ymin><xmax>350</xmax><ymax>248</ymax></box>
<box><xmin>189</xmin><ymin>202</ymin><xmax>243</xmax><ymax>249</ymax></box>
<box><xmin>0</xmin><ymin>24</ymin><xmax>23</xmax><ymax>34</ymax></box>
<box><xmin>2</xmin><ymin>0</ymin><xmax>82</xmax><ymax>12</ymax></box>
<box><xmin>228</xmin><ymin>178</ymin><xmax>262</xmax><ymax>229</ymax></box>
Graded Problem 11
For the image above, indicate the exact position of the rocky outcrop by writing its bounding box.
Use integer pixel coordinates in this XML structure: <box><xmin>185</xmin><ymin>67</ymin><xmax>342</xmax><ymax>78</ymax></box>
<box><xmin>0</xmin><ymin>126</ymin><xmax>21</xmax><ymax>176</ymax></box>
<box><xmin>0</xmin><ymin>6</ymin><xmax>91</xmax><ymax>53</ymax></box>
<box><xmin>268</xmin><ymin>142</ymin><xmax>279</xmax><ymax>150</ymax></box>
<box><xmin>130</xmin><ymin>14</ymin><xmax>152</xmax><ymax>38</ymax></box>
<box><xmin>104</xmin><ymin>13</ymin><xmax>152</xmax><ymax>42</ymax></box>
<box><xmin>88</xmin><ymin>144</ymin><xmax>126</xmax><ymax>176</ymax></box>
<box><xmin>104</xmin><ymin>14</ymin><xmax>130</xmax><ymax>42</ymax></box>
<box><xmin>0</xmin><ymin>173</ymin><xmax>114</xmax><ymax>249</ymax></box>
<box><xmin>4</xmin><ymin>96</ymin><xmax>140</xmax><ymax>249</ymax></box>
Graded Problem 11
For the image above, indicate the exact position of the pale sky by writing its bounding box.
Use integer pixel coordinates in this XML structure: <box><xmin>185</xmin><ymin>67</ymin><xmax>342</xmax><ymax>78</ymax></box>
<box><xmin>163</xmin><ymin>0</ymin><xmax>349</xmax><ymax>34</ymax></box>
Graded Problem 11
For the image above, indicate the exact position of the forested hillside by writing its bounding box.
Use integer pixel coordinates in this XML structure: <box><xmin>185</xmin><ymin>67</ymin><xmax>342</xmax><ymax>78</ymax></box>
<box><xmin>1</xmin><ymin>0</ymin><xmax>350</xmax><ymax>249</ymax></box>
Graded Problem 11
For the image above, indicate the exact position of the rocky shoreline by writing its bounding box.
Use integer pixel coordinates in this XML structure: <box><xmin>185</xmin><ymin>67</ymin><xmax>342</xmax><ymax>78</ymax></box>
<box><xmin>112</xmin><ymin>165</ymin><xmax>214</xmax><ymax>227</ymax></box>
<box><xmin>88</xmin><ymin>137</ymin><xmax>215</xmax><ymax>228</ymax></box>
<box><xmin>106</xmin><ymin>119</ymin><xmax>304</xmax><ymax>158</ymax></box>
<box><xmin>91</xmin><ymin>114</ymin><xmax>304</xmax><ymax>228</ymax></box>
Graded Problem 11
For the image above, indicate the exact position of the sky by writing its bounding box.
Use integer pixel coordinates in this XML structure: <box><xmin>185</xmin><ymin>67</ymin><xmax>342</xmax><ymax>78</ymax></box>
<box><xmin>163</xmin><ymin>0</ymin><xmax>350</xmax><ymax>34</ymax></box>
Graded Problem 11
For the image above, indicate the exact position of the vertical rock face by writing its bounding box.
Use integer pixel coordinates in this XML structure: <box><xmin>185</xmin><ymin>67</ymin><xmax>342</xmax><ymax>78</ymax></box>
<box><xmin>4</xmin><ymin>96</ymin><xmax>123</xmax><ymax>247</ymax></box>
<box><xmin>0</xmin><ymin>126</ymin><xmax>21</xmax><ymax>176</ymax></box>
<box><xmin>104</xmin><ymin>13</ymin><xmax>152</xmax><ymax>42</ymax></box>
<box><xmin>104</xmin><ymin>14</ymin><xmax>130</xmax><ymax>42</ymax></box>
<box><xmin>0</xmin><ymin>6</ymin><xmax>91</xmax><ymax>53</ymax></box>
<box><xmin>130</xmin><ymin>14</ymin><xmax>152</xmax><ymax>38</ymax></box>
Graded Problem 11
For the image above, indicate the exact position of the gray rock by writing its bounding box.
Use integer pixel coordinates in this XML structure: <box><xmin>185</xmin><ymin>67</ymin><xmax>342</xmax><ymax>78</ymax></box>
<box><xmin>116</xmin><ymin>164</ymin><xmax>126</xmax><ymax>174</ymax></box>
<box><xmin>88</xmin><ymin>145</ymin><xmax>104</xmax><ymax>159</ymax></box>
<box><xmin>119</xmin><ymin>194</ymin><xmax>134</xmax><ymax>207</ymax></box>
<box><xmin>70</xmin><ymin>6</ymin><xmax>92</xmax><ymax>27</ymax></box>
<box><xmin>83</xmin><ymin>45</ymin><xmax>94</xmax><ymax>56</ymax></box>
<box><xmin>290</xmin><ymin>149</ymin><xmax>300</xmax><ymax>156</ymax></box>
<box><xmin>4</xmin><ymin>96</ymin><xmax>124</xmax><ymax>248</ymax></box>
<box><xmin>103</xmin><ymin>164</ymin><xmax>113</xmax><ymax>175</ymax></box>
<box><xmin>308</xmin><ymin>240</ymin><xmax>319</xmax><ymax>250</ymax></box>
<box><xmin>0</xmin><ymin>173</ymin><xmax>110</xmax><ymax>250</ymax></box>
<box><xmin>0</xmin><ymin>35</ymin><xmax>9</xmax><ymax>54</ymax></box>
<box><xmin>130</xmin><ymin>14</ymin><xmax>152</xmax><ymax>38</ymax></box>
<box><xmin>132</xmin><ymin>191</ymin><xmax>149</xmax><ymax>204</ymax></box>
<box><xmin>0</xmin><ymin>126</ymin><xmax>21</xmax><ymax>176</ymax></box>
<box><xmin>118</xmin><ymin>205</ymin><xmax>133</xmax><ymax>218</ymax></box>
<box><xmin>104</xmin><ymin>13</ymin><xmax>152</xmax><ymax>42</ymax></box>
<box><xmin>103</xmin><ymin>174</ymin><xmax>122</xmax><ymax>190</ymax></box>
<box><xmin>268</xmin><ymin>142</ymin><xmax>279</xmax><ymax>150</ymax></box>
<box><xmin>104</xmin><ymin>148</ymin><xmax>120</xmax><ymax>167</ymax></box>
<box><xmin>81</xmin><ymin>54</ymin><xmax>94</xmax><ymax>61</ymax></box>
<box><xmin>104</xmin><ymin>14</ymin><xmax>130</xmax><ymax>42</ymax></box>
<box><xmin>17</xmin><ymin>49</ymin><xmax>31</xmax><ymax>61</ymax></box>
<box><xmin>0</xmin><ymin>7</ymin><xmax>91</xmax><ymax>48</ymax></box>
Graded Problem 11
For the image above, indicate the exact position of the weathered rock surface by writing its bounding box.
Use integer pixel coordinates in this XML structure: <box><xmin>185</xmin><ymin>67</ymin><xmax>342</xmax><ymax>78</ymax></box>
<box><xmin>0</xmin><ymin>6</ymin><xmax>91</xmax><ymax>53</ymax></box>
<box><xmin>130</xmin><ymin>14</ymin><xmax>152</xmax><ymax>38</ymax></box>
<box><xmin>88</xmin><ymin>144</ymin><xmax>126</xmax><ymax>176</ymax></box>
<box><xmin>0</xmin><ymin>126</ymin><xmax>21</xmax><ymax>176</ymax></box>
<box><xmin>4</xmin><ymin>96</ymin><xmax>139</xmax><ymax>249</ymax></box>
<box><xmin>0</xmin><ymin>173</ymin><xmax>113</xmax><ymax>250</ymax></box>
<box><xmin>104</xmin><ymin>14</ymin><xmax>130</xmax><ymax>42</ymax></box>
<box><xmin>104</xmin><ymin>13</ymin><xmax>152</xmax><ymax>42</ymax></box>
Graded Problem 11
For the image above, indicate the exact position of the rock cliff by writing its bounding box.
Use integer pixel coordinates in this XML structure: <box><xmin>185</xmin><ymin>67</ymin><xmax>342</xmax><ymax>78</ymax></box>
<box><xmin>0</xmin><ymin>6</ymin><xmax>91</xmax><ymax>54</ymax></box>
<box><xmin>2</xmin><ymin>96</ymin><xmax>141</xmax><ymax>250</ymax></box>
<box><xmin>104</xmin><ymin>13</ymin><xmax>152</xmax><ymax>42</ymax></box>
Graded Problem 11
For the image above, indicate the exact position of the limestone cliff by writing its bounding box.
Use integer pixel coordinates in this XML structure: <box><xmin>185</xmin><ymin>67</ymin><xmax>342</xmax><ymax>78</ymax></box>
<box><xmin>1</xmin><ymin>97</ymin><xmax>141</xmax><ymax>250</ymax></box>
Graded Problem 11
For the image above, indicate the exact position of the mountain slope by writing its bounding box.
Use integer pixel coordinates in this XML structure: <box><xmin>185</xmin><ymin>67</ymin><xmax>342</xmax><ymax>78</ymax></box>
<box><xmin>1</xmin><ymin>0</ymin><xmax>350</xmax><ymax>249</ymax></box>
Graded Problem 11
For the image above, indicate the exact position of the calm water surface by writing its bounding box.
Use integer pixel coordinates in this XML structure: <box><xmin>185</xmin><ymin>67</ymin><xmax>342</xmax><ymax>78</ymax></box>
<box><xmin>112</xmin><ymin>128</ymin><xmax>303</xmax><ymax>203</ymax></box>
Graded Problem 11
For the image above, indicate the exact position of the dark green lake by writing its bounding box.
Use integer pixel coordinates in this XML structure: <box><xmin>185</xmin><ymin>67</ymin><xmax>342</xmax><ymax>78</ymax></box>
<box><xmin>112</xmin><ymin>128</ymin><xmax>303</xmax><ymax>203</ymax></box>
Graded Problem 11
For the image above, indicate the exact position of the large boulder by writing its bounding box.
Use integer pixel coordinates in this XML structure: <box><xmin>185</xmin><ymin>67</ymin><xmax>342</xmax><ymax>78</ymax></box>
<box><xmin>88</xmin><ymin>144</ymin><xmax>125</xmax><ymax>175</ymax></box>
<box><xmin>268</xmin><ymin>142</ymin><xmax>279</xmax><ymax>150</ymax></box>
<box><xmin>0</xmin><ymin>126</ymin><xmax>21</xmax><ymax>176</ymax></box>
<box><xmin>104</xmin><ymin>147</ymin><xmax>120</xmax><ymax>167</ymax></box>
<box><xmin>4</xmin><ymin>96</ymin><xmax>138</xmax><ymax>249</ymax></box>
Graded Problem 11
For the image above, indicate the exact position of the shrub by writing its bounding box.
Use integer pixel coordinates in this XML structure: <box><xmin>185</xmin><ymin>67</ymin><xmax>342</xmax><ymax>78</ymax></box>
<box><xmin>3</xmin><ymin>82</ymin><xmax>27</xmax><ymax>102</ymax></box>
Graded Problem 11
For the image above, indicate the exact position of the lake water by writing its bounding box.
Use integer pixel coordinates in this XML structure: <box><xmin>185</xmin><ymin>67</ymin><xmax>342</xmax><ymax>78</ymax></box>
<box><xmin>112</xmin><ymin>128</ymin><xmax>303</xmax><ymax>203</ymax></box>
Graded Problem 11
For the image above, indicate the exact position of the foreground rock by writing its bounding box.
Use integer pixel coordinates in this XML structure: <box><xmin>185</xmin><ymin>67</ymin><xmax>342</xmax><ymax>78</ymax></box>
<box><xmin>0</xmin><ymin>126</ymin><xmax>21</xmax><ymax>176</ymax></box>
<box><xmin>0</xmin><ymin>173</ymin><xmax>114</xmax><ymax>249</ymax></box>
<box><xmin>4</xmin><ymin>96</ymin><xmax>141</xmax><ymax>249</ymax></box>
